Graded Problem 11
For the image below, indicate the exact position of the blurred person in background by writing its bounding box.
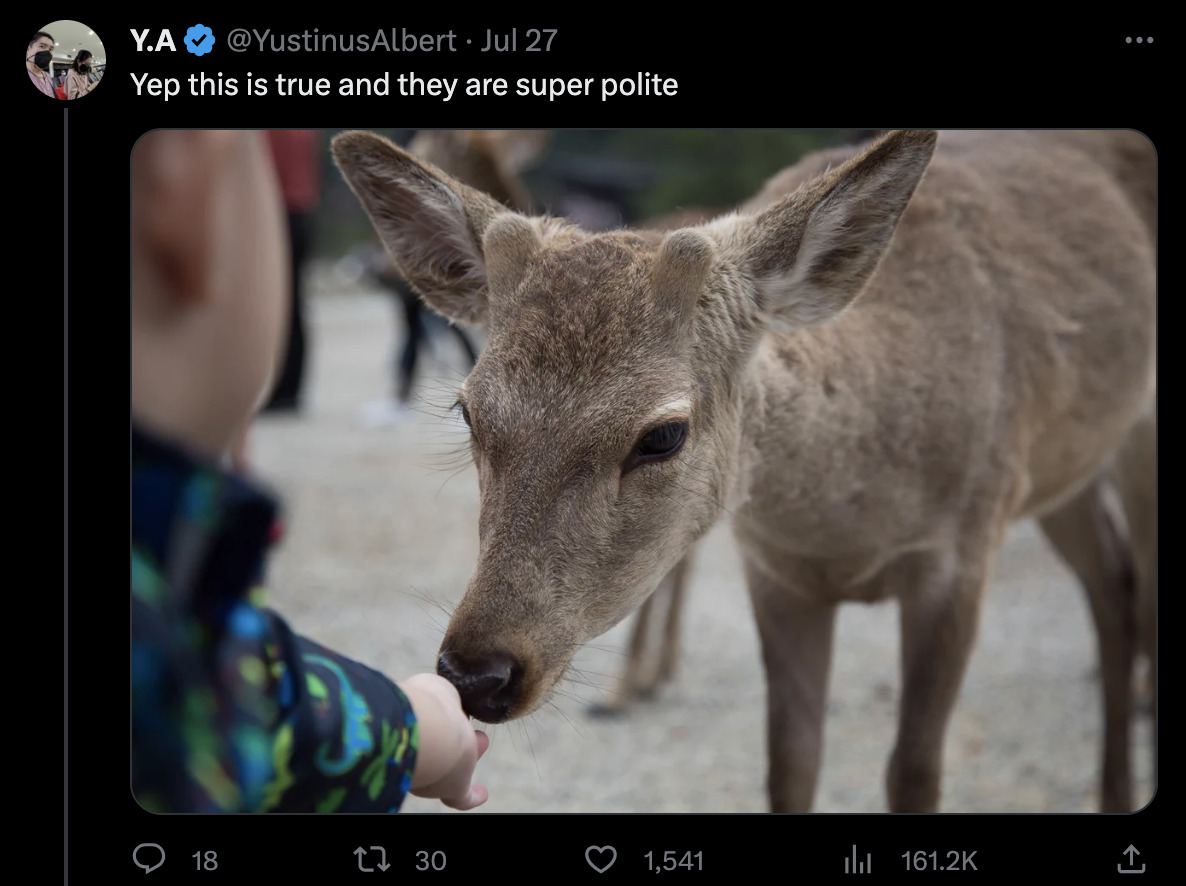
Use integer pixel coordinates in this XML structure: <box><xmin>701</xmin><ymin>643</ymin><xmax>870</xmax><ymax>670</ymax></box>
<box><xmin>359</xmin><ymin>130</ymin><xmax>549</xmax><ymax>427</ymax></box>
<box><xmin>262</xmin><ymin>130</ymin><xmax>322</xmax><ymax>413</ymax></box>
<box><xmin>66</xmin><ymin>50</ymin><xmax>96</xmax><ymax>99</ymax></box>
<box><xmin>357</xmin><ymin>239</ymin><xmax>480</xmax><ymax>427</ymax></box>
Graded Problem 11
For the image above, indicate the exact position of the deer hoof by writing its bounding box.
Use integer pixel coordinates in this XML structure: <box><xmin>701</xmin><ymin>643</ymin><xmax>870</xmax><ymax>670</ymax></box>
<box><xmin>587</xmin><ymin>699</ymin><xmax>630</xmax><ymax>718</ymax></box>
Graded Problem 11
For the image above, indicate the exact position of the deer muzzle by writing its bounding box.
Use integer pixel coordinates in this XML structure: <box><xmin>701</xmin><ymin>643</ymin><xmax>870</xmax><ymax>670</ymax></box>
<box><xmin>436</xmin><ymin>648</ymin><xmax>524</xmax><ymax>723</ymax></box>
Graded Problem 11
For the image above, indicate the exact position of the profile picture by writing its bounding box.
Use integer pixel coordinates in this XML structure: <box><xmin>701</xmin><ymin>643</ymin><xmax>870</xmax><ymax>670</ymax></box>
<box><xmin>26</xmin><ymin>20</ymin><xmax>105</xmax><ymax>100</ymax></box>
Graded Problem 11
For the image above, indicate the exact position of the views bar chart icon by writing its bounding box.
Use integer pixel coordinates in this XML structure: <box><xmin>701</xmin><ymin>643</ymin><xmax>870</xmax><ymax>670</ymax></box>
<box><xmin>845</xmin><ymin>846</ymin><xmax>871</xmax><ymax>874</ymax></box>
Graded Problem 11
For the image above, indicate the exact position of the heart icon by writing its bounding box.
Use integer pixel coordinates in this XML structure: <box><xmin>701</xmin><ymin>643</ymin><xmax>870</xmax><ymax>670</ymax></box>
<box><xmin>585</xmin><ymin>845</ymin><xmax>617</xmax><ymax>873</ymax></box>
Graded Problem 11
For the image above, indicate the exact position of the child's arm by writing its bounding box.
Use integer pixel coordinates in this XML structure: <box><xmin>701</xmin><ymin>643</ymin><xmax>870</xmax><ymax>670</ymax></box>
<box><xmin>265</xmin><ymin>634</ymin><xmax>490</xmax><ymax>811</ymax></box>
<box><xmin>132</xmin><ymin>576</ymin><xmax>486</xmax><ymax>812</ymax></box>
<box><xmin>263</xmin><ymin>623</ymin><xmax>423</xmax><ymax>812</ymax></box>
<box><xmin>130</xmin><ymin>435</ymin><xmax>487</xmax><ymax>814</ymax></box>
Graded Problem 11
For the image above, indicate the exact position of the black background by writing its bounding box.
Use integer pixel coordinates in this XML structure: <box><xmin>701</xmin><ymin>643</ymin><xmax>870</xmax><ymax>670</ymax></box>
<box><xmin>46</xmin><ymin>14</ymin><xmax>1167</xmax><ymax>882</ymax></box>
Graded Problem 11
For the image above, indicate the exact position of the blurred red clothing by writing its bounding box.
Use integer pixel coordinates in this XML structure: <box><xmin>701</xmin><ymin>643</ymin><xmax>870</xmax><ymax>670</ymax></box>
<box><xmin>265</xmin><ymin>130</ymin><xmax>321</xmax><ymax>212</ymax></box>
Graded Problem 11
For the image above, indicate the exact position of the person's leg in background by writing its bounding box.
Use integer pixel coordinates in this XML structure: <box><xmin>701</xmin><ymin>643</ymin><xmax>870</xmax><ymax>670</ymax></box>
<box><xmin>264</xmin><ymin>211</ymin><xmax>310</xmax><ymax>412</ymax></box>
<box><xmin>449</xmin><ymin>322</ymin><xmax>479</xmax><ymax>370</ymax></box>
<box><xmin>359</xmin><ymin>267</ymin><xmax>423</xmax><ymax>428</ymax></box>
<box><xmin>397</xmin><ymin>284</ymin><xmax>423</xmax><ymax>406</ymax></box>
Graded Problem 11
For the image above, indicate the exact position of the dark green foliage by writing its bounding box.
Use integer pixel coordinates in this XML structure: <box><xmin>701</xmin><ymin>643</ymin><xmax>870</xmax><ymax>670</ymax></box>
<box><xmin>526</xmin><ymin>130</ymin><xmax>873</xmax><ymax>222</ymax></box>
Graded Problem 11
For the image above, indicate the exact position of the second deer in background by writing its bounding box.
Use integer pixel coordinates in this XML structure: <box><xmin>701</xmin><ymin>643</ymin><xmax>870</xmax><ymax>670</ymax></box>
<box><xmin>360</xmin><ymin>131</ymin><xmax>551</xmax><ymax>426</ymax></box>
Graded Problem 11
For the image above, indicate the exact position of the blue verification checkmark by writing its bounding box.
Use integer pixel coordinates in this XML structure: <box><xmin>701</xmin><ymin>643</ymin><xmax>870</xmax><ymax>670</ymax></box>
<box><xmin>184</xmin><ymin>24</ymin><xmax>215</xmax><ymax>56</ymax></box>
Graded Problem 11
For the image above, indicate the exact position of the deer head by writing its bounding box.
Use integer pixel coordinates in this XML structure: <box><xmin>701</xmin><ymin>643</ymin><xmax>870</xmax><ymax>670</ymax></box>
<box><xmin>332</xmin><ymin>129</ymin><xmax>937</xmax><ymax>722</ymax></box>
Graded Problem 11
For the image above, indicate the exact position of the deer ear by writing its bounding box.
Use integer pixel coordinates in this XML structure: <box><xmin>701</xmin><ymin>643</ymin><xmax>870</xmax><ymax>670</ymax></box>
<box><xmin>726</xmin><ymin>129</ymin><xmax>938</xmax><ymax>327</ymax></box>
<box><xmin>331</xmin><ymin>130</ymin><xmax>510</xmax><ymax>326</ymax></box>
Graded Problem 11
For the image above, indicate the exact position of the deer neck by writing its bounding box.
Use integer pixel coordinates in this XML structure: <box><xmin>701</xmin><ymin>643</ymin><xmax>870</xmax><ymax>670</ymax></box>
<box><xmin>729</xmin><ymin>314</ymin><xmax>898</xmax><ymax>555</ymax></box>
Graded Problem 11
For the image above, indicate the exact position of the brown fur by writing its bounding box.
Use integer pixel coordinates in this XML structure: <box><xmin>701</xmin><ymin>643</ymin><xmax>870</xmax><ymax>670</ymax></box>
<box><xmin>332</xmin><ymin>129</ymin><xmax>1156</xmax><ymax>812</ymax></box>
<box><xmin>407</xmin><ymin>130</ymin><xmax>550</xmax><ymax>213</ymax></box>
<box><xmin>404</xmin><ymin>131</ymin><xmax>703</xmax><ymax>711</ymax></box>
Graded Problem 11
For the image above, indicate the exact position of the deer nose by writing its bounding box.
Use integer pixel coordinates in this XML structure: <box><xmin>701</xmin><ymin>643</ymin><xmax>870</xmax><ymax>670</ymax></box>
<box><xmin>437</xmin><ymin>650</ymin><xmax>522</xmax><ymax>723</ymax></box>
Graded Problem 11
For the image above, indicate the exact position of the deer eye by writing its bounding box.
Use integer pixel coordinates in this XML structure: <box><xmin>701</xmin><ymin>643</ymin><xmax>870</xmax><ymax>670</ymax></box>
<box><xmin>454</xmin><ymin>402</ymin><xmax>475</xmax><ymax>438</ymax></box>
<box><xmin>623</xmin><ymin>421</ymin><xmax>688</xmax><ymax>474</ymax></box>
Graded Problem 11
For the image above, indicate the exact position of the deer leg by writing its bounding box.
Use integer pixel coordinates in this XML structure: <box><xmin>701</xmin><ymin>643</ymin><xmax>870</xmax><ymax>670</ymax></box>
<box><xmin>888</xmin><ymin>549</ymin><xmax>991</xmax><ymax>812</ymax></box>
<box><xmin>1109</xmin><ymin>410</ymin><xmax>1156</xmax><ymax>788</ymax></box>
<box><xmin>654</xmin><ymin>552</ymin><xmax>693</xmax><ymax>685</ymax></box>
<box><xmin>1038</xmin><ymin>477</ymin><xmax>1137</xmax><ymax>812</ymax></box>
<box><xmin>745</xmin><ymin>563</ymin><xmax>837</xmax><ymax>813</ymax></box>
<box><xmin>591</xmin><ymin>552</ymin><xmax>694</xmax><ymax>715</ymax></box>
<box><xmin>590</xmin><ymin>586</ymin><xmax>660</xmax><ymax>715</ymax></box>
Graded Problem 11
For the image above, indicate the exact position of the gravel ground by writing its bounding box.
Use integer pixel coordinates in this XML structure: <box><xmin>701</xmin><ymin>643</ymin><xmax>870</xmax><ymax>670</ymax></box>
<box><xmin>248</xmin><ymin>278</ymin><xmax>1154</xmax><ymax>814</ymax></box>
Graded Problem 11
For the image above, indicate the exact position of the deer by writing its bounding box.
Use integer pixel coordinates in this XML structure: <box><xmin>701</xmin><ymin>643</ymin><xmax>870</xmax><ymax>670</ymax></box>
<box><xmin>407</xmin><ymin>130</ymin><xmax>551</xmax><ymax>212</ymax></box>
<box><xmin>331</xmin><ymin>129</ymin><xmax>1156</xmax><ymax>813</ymax></box>
<box><xmin>407</xmin><ymin>130</ymin><xmax>713</xmax><ymax>716</ymax></box>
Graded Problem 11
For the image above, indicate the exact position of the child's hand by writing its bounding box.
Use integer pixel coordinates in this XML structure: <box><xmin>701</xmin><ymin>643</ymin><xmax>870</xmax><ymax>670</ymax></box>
<box><xmin>397</xmin><ymin>673</ymin><xmax>491</xmax><ymax>810</ymax></box>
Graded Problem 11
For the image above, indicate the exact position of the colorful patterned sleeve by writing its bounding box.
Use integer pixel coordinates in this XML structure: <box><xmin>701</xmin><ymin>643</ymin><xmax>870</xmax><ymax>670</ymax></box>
<box><xmin>132</xmin><ymin>563</ymin><xmax>420</xmax><ymax>813</ymax></box>
<box><xmin>257</xmin><ymin>616</ymin><xmax>421</xmax><ymax>812</ymax></box>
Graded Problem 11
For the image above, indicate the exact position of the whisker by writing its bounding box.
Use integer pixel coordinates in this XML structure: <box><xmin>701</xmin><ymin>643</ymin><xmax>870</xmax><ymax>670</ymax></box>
<box><xmin>542</xmin><ymin>698</ymin><xmax>588</xmax><ymax>739</ymax></box>
<box><xmin>564</xmin><ymin>668</ymin><xmax>621</xmax><ymax>683</ymax></box>
<box><xmin>564</xmin><ymin>664</ymin><xmax>618</xmax><ymax>686</ymax></box>
<box><xmin>519</xmin><ymin>718</ymin><xmax>543</xmax><ymax>785</ymax></box>
<box><xmin>435</xmin><ymin>464</ymin><xmax>476</xmax><ymax>498</ymax></box>
<box><xmin>579</xmin><ymin>642</ymin><xmax>629</xmax><ymax>658</ymax></box>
